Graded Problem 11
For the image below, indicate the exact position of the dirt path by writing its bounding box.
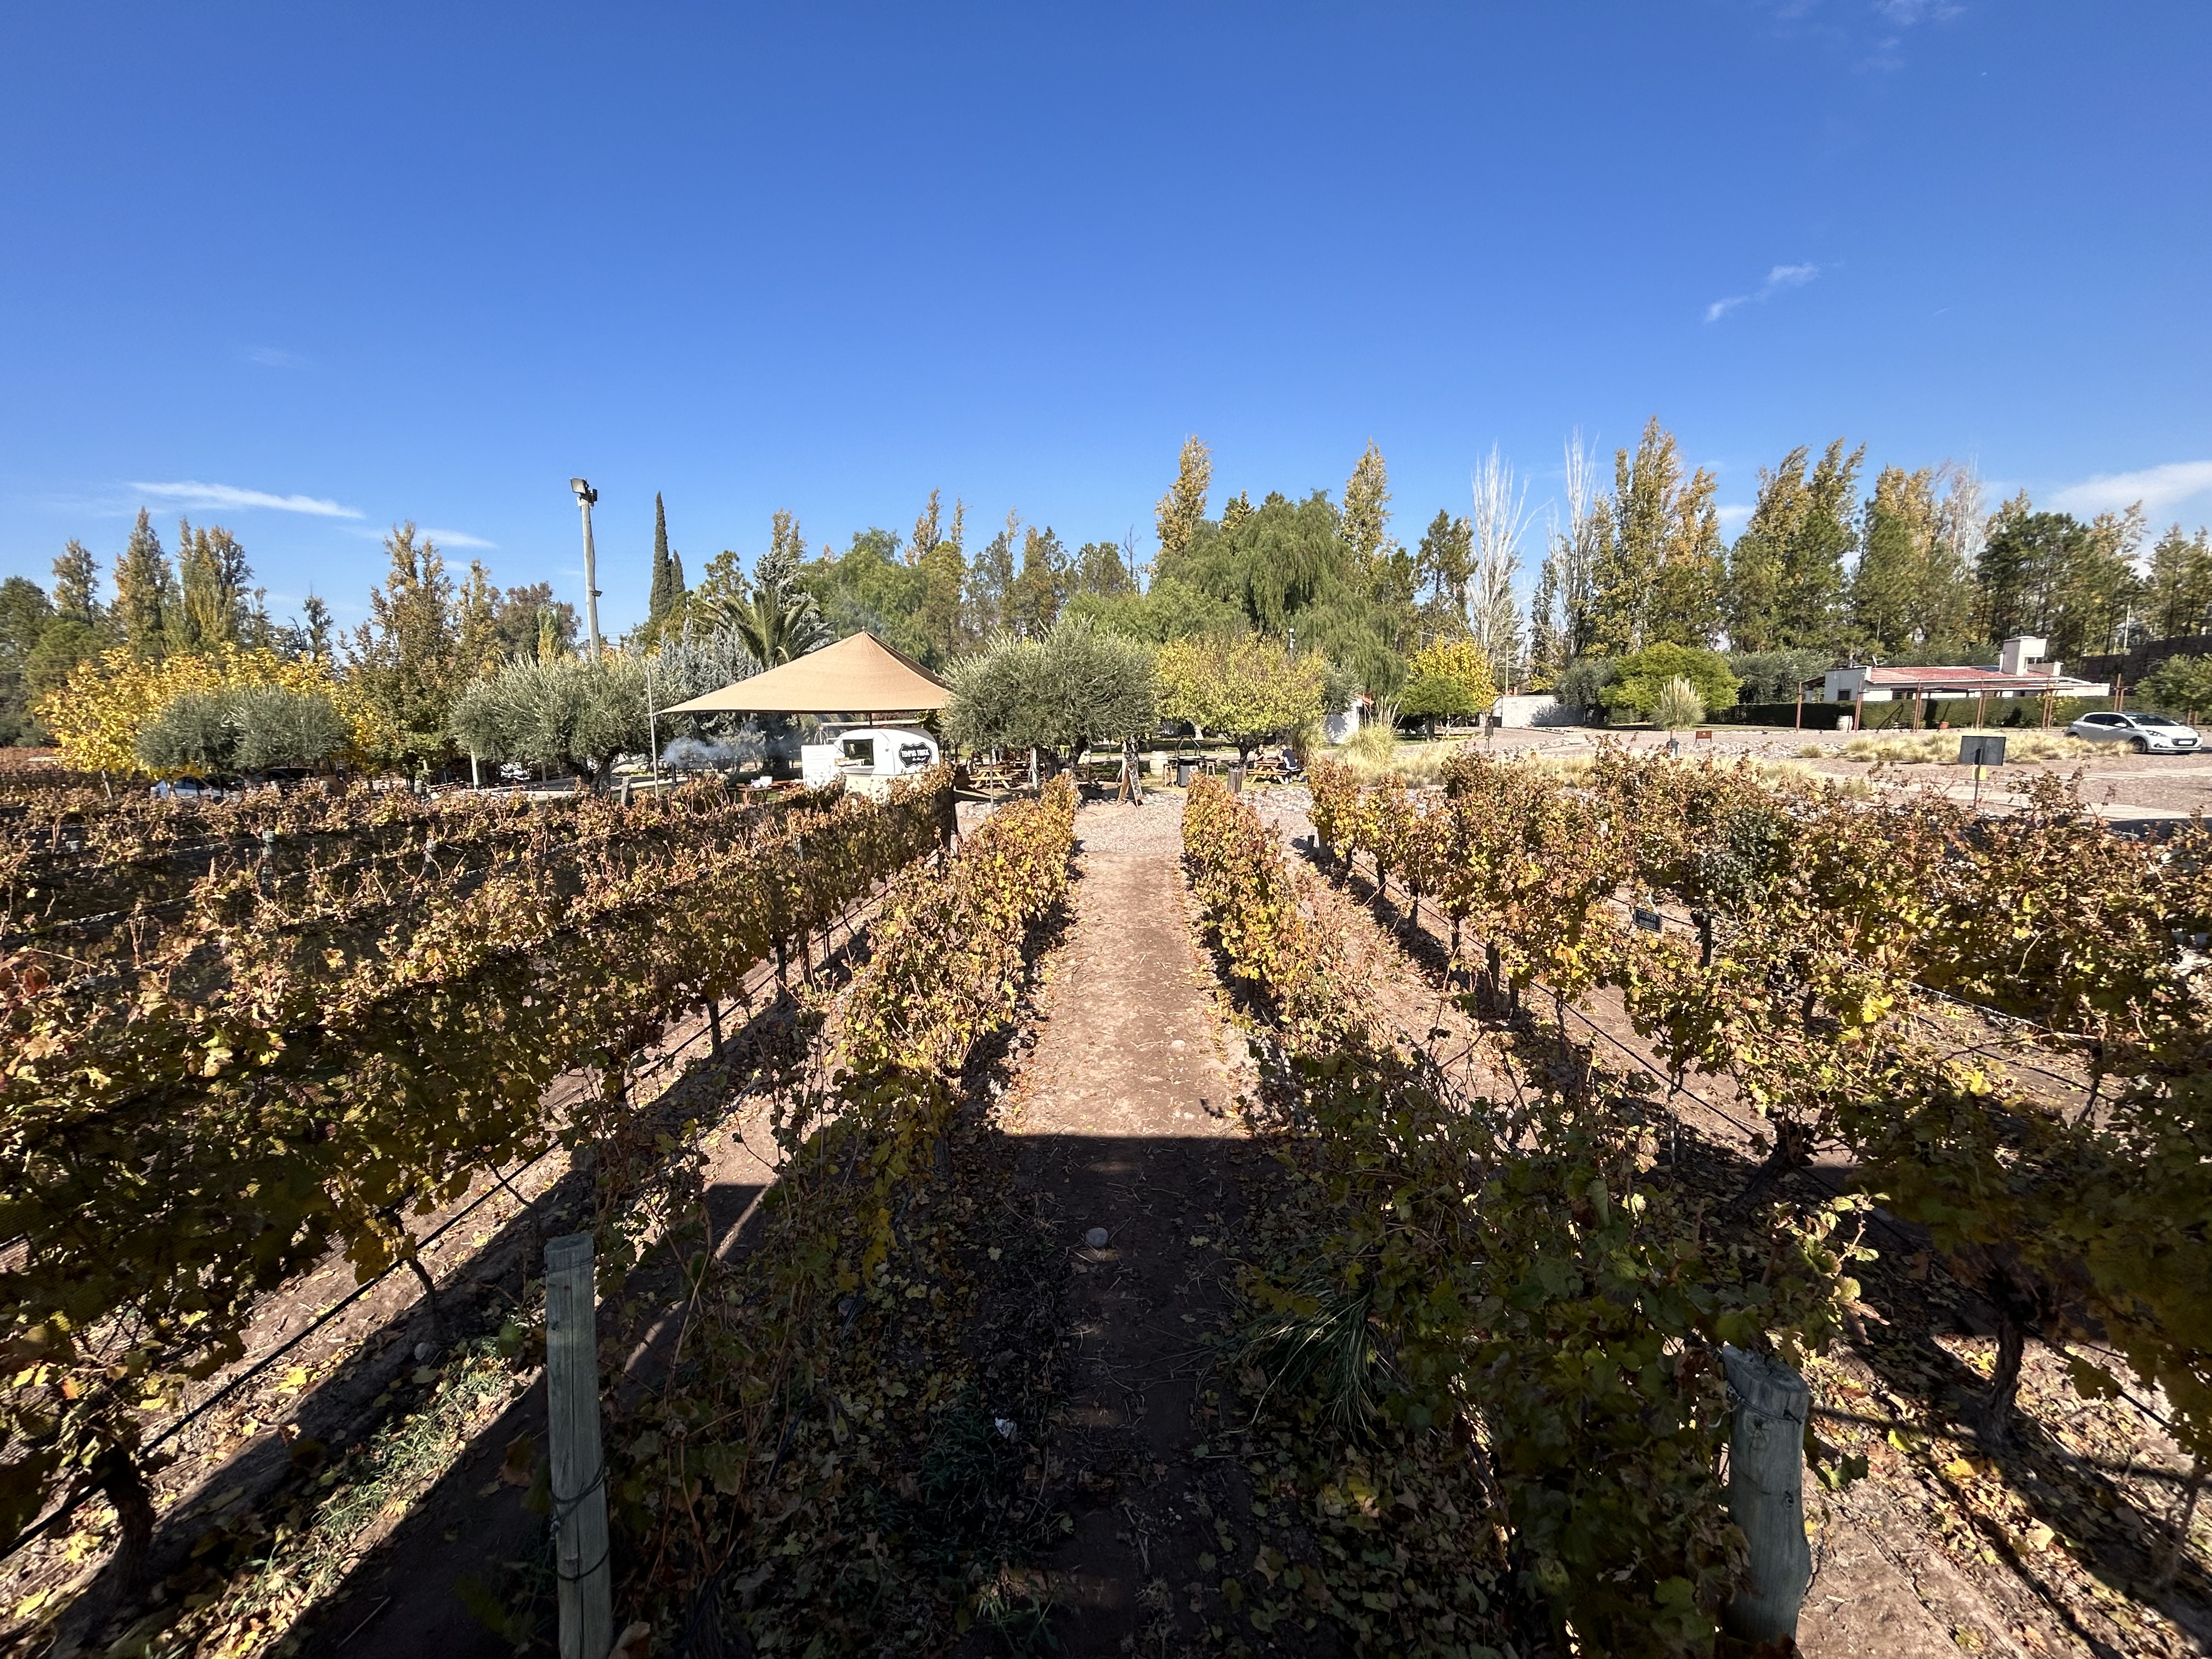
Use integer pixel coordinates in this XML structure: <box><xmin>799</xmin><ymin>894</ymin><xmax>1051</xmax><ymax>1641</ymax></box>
<box><xmin>1000</xmin><ymin>799</ymin><xmax>1267</xmax><ymax>1654</ymax></box>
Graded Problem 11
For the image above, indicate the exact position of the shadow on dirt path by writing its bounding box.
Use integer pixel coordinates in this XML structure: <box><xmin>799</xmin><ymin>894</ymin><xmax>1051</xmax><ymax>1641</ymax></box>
<box><xmin>1000</xmin><ymin>803</ymin><xmax>1268</xmax><ymax>1655</ymax></box>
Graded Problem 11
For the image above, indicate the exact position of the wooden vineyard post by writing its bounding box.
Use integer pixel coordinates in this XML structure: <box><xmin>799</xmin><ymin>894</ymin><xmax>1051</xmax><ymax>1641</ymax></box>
<box><xmin>1719</xmin><ymin>1344</ymin><xmax>1812</xmax><ymax>1646</ymax></box>
<box><xmin>545</xmin><ymin>1233</ymin><xmax>613</xmax><ymax>1659</ymax></box>
<box><xmin>706</xmin><ymin>996</ymin><xmax>724</xmax><ymax>1053</ymax></box>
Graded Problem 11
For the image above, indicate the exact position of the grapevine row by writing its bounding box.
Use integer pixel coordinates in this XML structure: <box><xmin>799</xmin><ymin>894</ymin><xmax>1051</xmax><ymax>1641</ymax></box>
<box><xmin>612</xmin><ymin>778</ymin><xmax>1080</xmax><ymax>1640</ymax></box>
<box><xmin>1183</xmin><ymin>775</ymin><xmax>1868</xmax><ymax>1655</ymax></box>
<box><xmin>1307</xmin><ymin>752</ymin><xmax>2212</xmax><ymax>1470</ymax></box>
<box><xmin>0</xmin><ymin>771</ymin><xmax>953</xmax><ymax>1556</ymax></box>
<box><xmin>4</xmin><ymin>779</ymin><xmax>830</xmax><ymax>947</ymax></box>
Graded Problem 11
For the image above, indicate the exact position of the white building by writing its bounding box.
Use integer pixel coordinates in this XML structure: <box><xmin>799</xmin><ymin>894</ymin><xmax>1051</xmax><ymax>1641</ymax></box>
<box><xmin>1819</xmin><ymin>636</ymin><xmax>2107</xmax><ymax>716</ymax></box>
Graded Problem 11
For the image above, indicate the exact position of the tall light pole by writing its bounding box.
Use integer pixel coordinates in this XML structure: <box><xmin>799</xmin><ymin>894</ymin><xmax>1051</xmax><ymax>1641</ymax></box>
<box><xmin>570</xmin><ymin>478</ymin><xmax>603</xmax><ymax>656</ymax></box>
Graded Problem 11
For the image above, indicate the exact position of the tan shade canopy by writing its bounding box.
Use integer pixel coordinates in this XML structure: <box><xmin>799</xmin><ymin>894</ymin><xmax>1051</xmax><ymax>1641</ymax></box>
<box><xmin>662</xmin><ymin>630</ymin><xmax>952</xmax><ymax>716</ymax></box>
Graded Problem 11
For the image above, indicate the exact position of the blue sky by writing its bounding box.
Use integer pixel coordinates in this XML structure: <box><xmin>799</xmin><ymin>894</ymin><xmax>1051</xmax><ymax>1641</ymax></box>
<box><xmin>3</xmin><ymin>2</ymin><xmax>2208</xmax><ymax>639</ymax></box>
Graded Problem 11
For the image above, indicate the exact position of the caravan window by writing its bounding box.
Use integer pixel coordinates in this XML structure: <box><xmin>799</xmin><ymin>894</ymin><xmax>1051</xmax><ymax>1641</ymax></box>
<box><xmin>840</xmin><ymin>736</ymin><xmax>877</xmax><ymax>768</ymax></box>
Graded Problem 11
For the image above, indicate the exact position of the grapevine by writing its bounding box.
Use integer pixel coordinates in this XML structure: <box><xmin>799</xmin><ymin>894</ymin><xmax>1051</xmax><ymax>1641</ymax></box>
<box><xmin>0</xmin><ymin>771</ymin><xmax>951</xmax><ymax>1560</ymax></box>
<box><xmin>608</xmin><ymin>779</ymin><xmax>1079</xmax><ymax>1645</ymax></box>
<box><xmin>1184</xmin><ymin>775</ymin><xmax>1869</xmax><ymax>1655</ymax></box>
<box><xmin>1306</xmin><ymin>748</ymin><xmax>2212</xmax><ymax>1464</ymax></box>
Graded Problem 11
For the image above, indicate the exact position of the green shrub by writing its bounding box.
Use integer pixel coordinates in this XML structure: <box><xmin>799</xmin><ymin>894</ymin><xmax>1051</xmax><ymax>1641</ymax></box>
<box><xmin>1598</xmin><ymin>644</ymin><xmax>1739</xmax><ymax>722</ymax></box>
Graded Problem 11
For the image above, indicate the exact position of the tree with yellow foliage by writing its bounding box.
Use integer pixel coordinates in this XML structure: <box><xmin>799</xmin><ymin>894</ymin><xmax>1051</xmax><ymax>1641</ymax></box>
<box><xmin>36</xmin><ymin>644</ymin><xmax>394</xmax><ymax>777</ymax></box>
<box><xmin>1155</xmin><ymin>635</ymin><xmax>1323</xmax><ymax>761</ymax></box>
<box><xmin>1398</xmin><ymin>637</ymin><xmax>1497</xmax><ymax>729</ymax></box>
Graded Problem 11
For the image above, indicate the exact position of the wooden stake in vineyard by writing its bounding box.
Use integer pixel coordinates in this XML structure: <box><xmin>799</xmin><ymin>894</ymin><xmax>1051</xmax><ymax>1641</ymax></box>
<box><xmin>1719</xmin><ymin>1345</ymin><xmax>1813</xmax><ymax>1645</ymax></box>
<box><xmin>545</xmin><ymin>1233</ymin><xmax>613</xmax><ymax>1659</ymax></box>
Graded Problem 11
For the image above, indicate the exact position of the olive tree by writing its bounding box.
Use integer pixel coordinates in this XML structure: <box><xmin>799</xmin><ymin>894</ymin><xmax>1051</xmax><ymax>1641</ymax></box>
<box><xmin>449</xmin><ymin>654</ymin><xmax>649</xmax><ymax>787</ymax></box>
<box><xmin>135</xmin><ymin>685</ymin><xmax>349</xmax><ymax>776</ymax></box>
<box><xmin>944</xmin><ymin>619</ymin><xmax>1156</xmax><ymax>791</ymax></box>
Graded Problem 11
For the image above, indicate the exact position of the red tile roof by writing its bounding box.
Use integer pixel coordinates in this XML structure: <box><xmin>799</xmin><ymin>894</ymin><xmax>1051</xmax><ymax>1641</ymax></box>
<box><xmin>1852</xmin><ymin>665</ymin><xmax>2093</xmax><ymax>692</ymax></box>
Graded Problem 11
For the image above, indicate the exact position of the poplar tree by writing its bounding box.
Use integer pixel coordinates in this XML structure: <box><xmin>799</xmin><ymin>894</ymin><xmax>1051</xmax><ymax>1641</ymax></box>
<box><xmin>907</xmin><ymin>489</ymin><xmax>943</xmax><ymax>567</ymax></box>
<box><xmin>1154</xmin><ymin>436</ymin><xmax>1212</xmax><ymax>570</ymax></box>
<box><xmin>1529</xmin><ymin>432</ymin><xmax>1603</xmax><ymax>685</ymax></box>
<box><xmin>348</xmin><ymin>523</ymin><xmax>464</xmax><ymax>763</ymax></box>
<box><xmin>175</xmin><ymin>520</ymin><xmax>254</xmax><ymax>652</ymax></box>
<box><xmin>52</xmin><ymin>540</ymin><xmax>101</xmax><ymax>625</ymax></box>
<box><xmin>1590</xmin><ymin>419</ymin><xmax>1722</xmax><ymax>651</ymax></box>
<box><xmin>917</xmin><ymin>537</ymin><xmax>968</xmax><ymax>665</ymax></box>
<box><xmin>1649</xmin><ymin>463</ymin><xmax>1725</xmax><ymax>648</ymax></box>
<box><xmin>1341</xmin><ymin>441</ymin><xmax>1393</xmax><ymax>575</ymax></box>
<box><xmin>2141</xmin><ymin>525</ymin><xmax>2212</xmax><ymax>639</ymax></box>
<box><xmin>1727</xmin><ymin>441</ymin><xmax>1859</xmax><ymax>652</ymax></box>
<box><xmin>1850</xmin><ymin>466</ymin><xmax>1934</xmax><ymax>656</ymax></box>
<box><xmin>1469</xmin><ymin>447</ymin><xmax>1529</xmax><ymax>687</ymax></box>
<box><xmin>112</xmin><ymin>509</ymin><xmax>177</xmax><ymax>658</ymax></box>
<box><xmin>1780</xmin><ymin>441</ymin><xmax>1861</xmax><ymax>648</ymax></box>
<box><xmin>1850</xmin><ymin>464</ymin><xmax>1982</xmax><ymax>656</ymax></box>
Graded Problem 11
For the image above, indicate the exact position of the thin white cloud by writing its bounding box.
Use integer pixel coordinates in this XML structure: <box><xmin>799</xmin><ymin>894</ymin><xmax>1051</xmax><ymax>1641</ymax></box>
<box><xmin>422</xmin><ymin>527</ymin><xmax>497</xmax><ymax>549</ymax></box>
<box><xmin>244</xmin><ymin>346</ymin><xmax>311</xmax><ymax>369</ymax></box>
<box><xmin>130</xmin><ymin>479</ymin><xmax>363</xmax><ymax>518</ymax></box>
<box><xmin>1874</xmin><ymin>0</ymin><xmax>1962</xmax><ymax>22</ymax></box>
<box><xmin>1706</xmin><ymin>263</ymin><xmax>1823</xmax><ymax>323</ymax></box>
<box><xmin>1717</xmin><ymin>503</ymin><xmax>1756</xmax><ymax>534</ymax></box>
<box><xmin>1699</xmin><ymin>261</ymin><xmax>1822</xmax><ymax>323</ymax></box>
<box><xmin>2051</xmin><ymin>460</ymin><xmax>2212</xmax><ymax>518</ymax></box>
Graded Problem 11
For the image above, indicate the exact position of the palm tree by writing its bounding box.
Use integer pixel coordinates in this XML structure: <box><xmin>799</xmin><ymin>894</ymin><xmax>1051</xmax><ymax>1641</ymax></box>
<box><xmin>724</xmin><ymin>579</ymin><xmax>828</xmax><ymax>667</ymax></box>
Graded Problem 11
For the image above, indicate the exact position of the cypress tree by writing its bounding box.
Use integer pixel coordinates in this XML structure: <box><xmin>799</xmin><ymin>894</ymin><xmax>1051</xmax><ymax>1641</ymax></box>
<box><xmin>648</xmin><ymin>492</ymin><xmax>673</xmax><ymax>628</ymax></box>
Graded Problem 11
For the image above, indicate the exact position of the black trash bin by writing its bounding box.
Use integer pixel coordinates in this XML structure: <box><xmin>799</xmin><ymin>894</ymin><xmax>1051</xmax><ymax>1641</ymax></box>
<box><xmin>1175</xmin><ymin>759</ymin><xmax>1194</xmax><ymax>788</ymax></box>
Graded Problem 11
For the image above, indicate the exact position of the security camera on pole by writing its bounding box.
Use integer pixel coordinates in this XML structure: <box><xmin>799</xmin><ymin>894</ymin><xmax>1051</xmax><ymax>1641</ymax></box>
<box><xmin>570</xmin><ymin>478</ymin><xmax>603</xmax><ymax>656</ymax></box>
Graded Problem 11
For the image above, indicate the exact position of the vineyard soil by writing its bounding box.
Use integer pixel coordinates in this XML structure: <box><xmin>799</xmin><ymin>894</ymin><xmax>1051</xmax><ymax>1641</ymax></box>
<box><xmin>996</xmin><ymin>800</ymin><xmax>1268</xmax><ymax>1652</ymax></box>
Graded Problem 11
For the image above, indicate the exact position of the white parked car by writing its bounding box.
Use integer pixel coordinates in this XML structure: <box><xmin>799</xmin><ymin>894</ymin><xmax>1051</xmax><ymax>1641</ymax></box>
<box><xmin>2067</xmin><ymin>711</ymin><xmax>2201</xmax><ymax>753</ymax></box>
